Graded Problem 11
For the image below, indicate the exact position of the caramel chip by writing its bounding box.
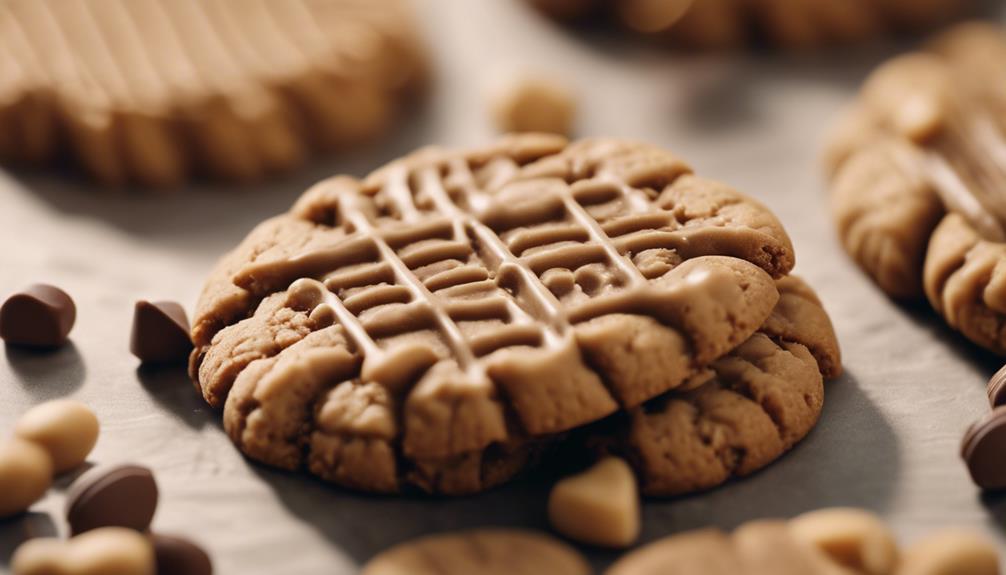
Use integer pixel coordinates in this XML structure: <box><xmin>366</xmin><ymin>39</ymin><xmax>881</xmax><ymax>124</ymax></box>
<box><xmin>15</xmin><ymin>399</ymin><xmax>99</xmax><ymax>474</ymax></box>
<box><xmin>960</xmin><ymin>406</ymin><xmax>1006</xmax><ymax>490</ymax></box>
<box><xmin>548</xmin><ymin>457</ymin><xmax>640</xmax><ymax>548</ymax></box>
<box><xmin>0</xmin><ymin>284</ymin><xmax>76</xmax><ymax>348</ymax></box>
<box><xmin>987</xmin><ymin>364</ymin><xmax>1006</xmax><ymax>408</ymax></box>
<box><xmin>492</xmin><ymin>79</ymin><xmax>576</xmax><ymax>136</ymax></box>
<box><xmin>130</xmin><ymin>301</ymin><xmax>193</xmax><ymax>364</ymax></box>
<box><xmin>152</xmin><ymin>534</ymin><xmax>213</xmax><ymax>575</ymax></box>
<box><xmin>66</xmin><ymin>464</ymin><xmax>159</xmax><ymax>536</ymax></box>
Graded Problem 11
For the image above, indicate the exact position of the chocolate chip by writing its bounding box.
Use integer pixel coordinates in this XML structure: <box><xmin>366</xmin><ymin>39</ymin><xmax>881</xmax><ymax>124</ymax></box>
<box><xmin>153</xmin><ymin>533</ymin><xmax>213</xmax><ymax>575</ymax></box>
<box><xmin>66</xmin><ymin>464</ymin><xmax>158</xmax><ymax>536</ymax></box>
<box><xmin>988</xmin><ymin>364</ymin><xmax>1006</xmax><ymax>408</ymax></box>
<box><xmin>0</xmin><ymin>284</ymin><xmax>76</xmax><ymax>348</ymax></box>
<box><xmin>130</xmin><ymin>300</ymin><xmax>192</xmax><ymax>364</ymax></box>
<box><xmin>961</xmin><ymin>406</ymin><xmax>1006</xmax><ymax>490</ymax></box>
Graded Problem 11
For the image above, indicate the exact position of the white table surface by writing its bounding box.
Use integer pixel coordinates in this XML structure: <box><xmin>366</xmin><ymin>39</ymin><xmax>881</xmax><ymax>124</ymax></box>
<box><xmin>2</xmin><ymin>1</ymin><xmax>1005</xmax><ymax>573</ymax></box>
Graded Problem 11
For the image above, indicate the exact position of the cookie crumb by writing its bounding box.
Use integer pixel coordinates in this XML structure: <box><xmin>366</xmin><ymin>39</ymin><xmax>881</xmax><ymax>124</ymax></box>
<box><xmin>492</xmin><ymin>78</ymin><xmax>577</xmax><ymax>136</ymax></box>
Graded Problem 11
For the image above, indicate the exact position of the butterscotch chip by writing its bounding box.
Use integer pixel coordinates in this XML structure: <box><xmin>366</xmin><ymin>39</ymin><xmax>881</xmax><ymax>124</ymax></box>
<box><xmin>362</xmin><ymin>529</ymin><xmax>590</xmax><ymax>575</ymax></box>
<box><xmin>609</xmin><ymin>519</ymin><xmax>854</xmax><ymax>575</ymax></box>
<box><xmin>789</xmin><ymin>508</ymin><xmax>899</xmax><ymax>575</ymax></box>
<box><xmin>0</xmin><ymin>438</ymin><xmax>52</xmax><ymax>518</ymax></box>
<box><xmin>15</xmin><ymin>399</ymin><xmax>99</xmax><ymax>474</ymax></box>
<box><xmin>12</xmin><ymin>527</ymin><xmax>155</xmax><ymax>575</ymax></box>
<box><xmin>525</xmin><ymin>0</ymin><xmax>969</xmax><ymax>50</ymax></box>
<box><xmin>607</xmin><ymin>529</ymin><xmax>741</xmax><ymax>575</ymax></box>
<box><xmin>896</xmin><ymin>530</ymin><xmax>999</xmax><ymax>575</ymax></box>
<box><xmin>732</xmin><ymin>520</ymin><xmax>854</xmax><ymax>575</ymax></box>
<box><xmin>0</xmin><ymin>0</ymin><xmax>425</xmax><ymax>187</ymax></box>
<box><xmin>190</xmin><ymin>135</ymin><xmax>807</xmax><ymax>495</ymax></box>
<box><xmin>493</xmin><ymin>79</ymin><xmax>576</xmax><ymax>136</ymax></box>
<box><xmin>548</xmin><ymin>457</ymin><xmax>639</xmax><ymax>548</ymax></box>
<box><xmin>825</xmin><ymin>23</ymin><xmax>1006</xmax><ymax>354</ymax></box>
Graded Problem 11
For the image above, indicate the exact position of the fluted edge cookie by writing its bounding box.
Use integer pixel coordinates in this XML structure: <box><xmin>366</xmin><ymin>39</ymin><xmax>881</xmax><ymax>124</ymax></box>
<box><xmin>190</xmin><ymin>134</ymin><xmax>800</xmax><ymax>494</ymax></box>
<box><xmin>826</xmin><ymin>22</ymin><xmax>1006</xmax><ymax>354</ymax></box>
<box><xmin>0</xmin><ymin>0</ymin><xmax>425</xmax><ymax>187</ymax></box>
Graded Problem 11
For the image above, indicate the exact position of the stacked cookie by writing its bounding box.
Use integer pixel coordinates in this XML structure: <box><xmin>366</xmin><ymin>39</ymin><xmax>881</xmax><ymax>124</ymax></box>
<box><xmin>0</xmin><ymin>0</ymin><xmax>425</xmax><ymax>187</ymax></box>
<box><xmin>826</xmin><ymin>23</ymin><xmax>1006</xmax><ymax>355</ymax></box>
<box><xmin>526</xmin><ymin>0</ymin><xmax>969</xmax><ymax>50</ymax></box>
<box><xmin>189</xmin><ymin>134</ymin><xmax>841</xmax><ymax>495</ymax></box>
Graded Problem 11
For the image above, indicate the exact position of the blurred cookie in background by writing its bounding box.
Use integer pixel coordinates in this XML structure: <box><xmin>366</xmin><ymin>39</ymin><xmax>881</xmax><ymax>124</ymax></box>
<box><xmin>524</xmin><ymin>0</ymin><xmax>974</xmax><ymax>50</ymax></box>
<box><xmin>0</xmin><ymin>0</ymin><xmax>426</xmax><ymax>188</ymax></box>
<box><xmin>825</xmin><ymin>22</ymin><xmax>1006</xmax><ymax>354</ymax></box>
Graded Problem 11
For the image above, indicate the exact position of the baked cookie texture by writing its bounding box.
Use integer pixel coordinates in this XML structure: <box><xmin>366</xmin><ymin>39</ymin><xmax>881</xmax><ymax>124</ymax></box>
<box><xmin>526</xmin><ymin>0</ymin><xmax>970</xmax><ymax>50</ymax></box>
<box><xmin>0</xmin><ymin>0</ymin><xmax>425</xmax><ymax>187</ymax></box>
<box><xmin>826</xmin><ymin>23</ymin><xmax>1006</xmax><ymax>355</ymax></box>
<box><xmin>190</xmin><ymin>134</ymin><xmax>841</xmax><ymax>495</ymax></box>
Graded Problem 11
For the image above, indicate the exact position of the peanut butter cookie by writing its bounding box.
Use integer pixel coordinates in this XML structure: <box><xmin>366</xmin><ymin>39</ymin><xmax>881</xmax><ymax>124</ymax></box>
<box><xmin>826</xmin><ymin>23</ymin><xmax>1006</xmax><ymax>355</ymax></box>
<box><xmin>189</xmin><ymin>134</ymin><xmax>837</xmax><ymax>495</ymax></box>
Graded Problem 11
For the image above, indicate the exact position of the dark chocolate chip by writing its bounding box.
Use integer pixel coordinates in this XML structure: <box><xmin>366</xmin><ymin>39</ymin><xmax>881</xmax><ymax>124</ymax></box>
<box><xmin>130</xmin><ymin>300</ymin><xmax>193</xmax><ymax>364</ymax></box>
<box><xmin>988</xmin><ymin>364</ymin><xmax>1006</xmax><ymax>408</ymax></box>
<box><xmin>65</xmin><ymin>463</ymin><xmax>158</xmax><ymax>536</ymax></box>
<box><xmin>153</xmin><ymin>533</ymin><xmax>213</xmax><ymax>575</ymax></box>
<box><xmin>0</xmin><ymin>284</ymin><xmax>76</xmax><ymax>348</ymax></box>
<box><xmin>961</xmin><ymin>406</ymin><xmax>1006</xmax><ymax>490</ymax></box>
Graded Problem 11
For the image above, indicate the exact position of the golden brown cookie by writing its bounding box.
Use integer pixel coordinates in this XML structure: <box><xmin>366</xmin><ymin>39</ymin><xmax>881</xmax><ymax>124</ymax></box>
<box><xmin>525</xmin><ymin>0</ymin><xmax>969</xmax><ymax>50</ymax></box>
<box><xmin>826</xmin><ymin>23</ymin><xmax>1006</xmax><ymax>355</ymax></box>
<box><xmin>189</xmin><ymin>134</ymin><xmax>815</xmax><ymax>495</ymax></box>
<box><xmin>588</xmin><ymin>274</ymin><xmax>841</xmax><ymax>496</ymax></box>
<box><xmin>0</xmin><ymin>0</ymin><xmax>425</xmax><ymax>187</ymax></box>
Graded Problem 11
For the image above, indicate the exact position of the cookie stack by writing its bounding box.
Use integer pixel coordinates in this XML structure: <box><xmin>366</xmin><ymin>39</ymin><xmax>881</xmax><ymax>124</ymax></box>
<box><xmin>189</xmin><ymin>134</ymin><xmax>841</xmax><ymax>496</ymax></box>
<box><xmin>826</xmin><ymin>23</ymin><xmax>1006</xmax><ymax>355</ymax></box>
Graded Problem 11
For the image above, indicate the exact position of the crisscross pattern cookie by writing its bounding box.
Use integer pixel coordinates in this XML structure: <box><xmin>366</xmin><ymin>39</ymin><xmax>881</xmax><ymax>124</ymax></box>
<box><xmin>827</xmin><ymin>23</ymin><xmax>1006</xmax><ymax>354</ymax></box>
<box><xmin>189</xmin><ymin>135</ymin><xmax>829</xmax><ymax>494</ymax></box>
<box><xmin>0</xmin><ymin>0</ymin><xmax>424</xmax><ymax>186</ymax></box>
